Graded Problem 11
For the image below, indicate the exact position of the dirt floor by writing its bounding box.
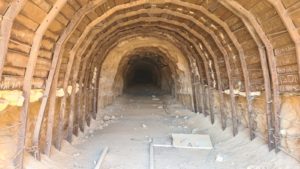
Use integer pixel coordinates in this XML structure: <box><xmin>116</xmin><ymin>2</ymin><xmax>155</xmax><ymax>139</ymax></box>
<box><xmin>24</xmin><ymin>87</ymin><xmax>300</xmax><ymax>169</ymax></box>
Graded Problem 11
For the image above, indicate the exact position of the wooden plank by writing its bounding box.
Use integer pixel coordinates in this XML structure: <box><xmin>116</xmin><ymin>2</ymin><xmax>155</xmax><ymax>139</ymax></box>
<box><xmin>195</xmin><ymin>48</ymin><xmax>212</xmax><ymax>119</ymax></box>
<box><xmin>44</xmin><ymin>54</ymin><xmax>62</xmax><ymax>156</ymax></box>
<box><xmin>220</xmin><ymin>0</ymin><xmax>275</xmax><ymax>148</ymax></box>
<box><xmin>36</xmin><ymin>0</ymin><xmax>107</xmax><ymax>141</ymax></box>
<box><xmin>74</xmin><ymin>59</ymin><xmax>92</xmax><ymax>135</ymax></box>
<box><xmin>36</xmin><ymin>6</ymin><xmax>92</xmax><ymax>141</ymax></box>
<box><xmin>81</xmin><ymin>61</ymin><xmax>93</xmax><ymax>128</ymax></box>
<box><xmin>66</xmin><ymin>56</ymin><xmax>81</xmax><ymax>142</ymax></box>
<box><xmin>56</xmin><ymin>31</ymin><xmax>94</xmax><ymax>150</ymax></box>
<box><xmin>76</xmin><ymin>60</ymin><xmax>93</xmax><ymax>133</ymax></box>
<box><xmin>199</xmin><ymin>38</ymin><xmax>227</xmax><ymax>128</ymax></box>
<box><xmin>93</xmin><ymin>66</ymin><xmax>100</xmax><ymax>117</ymax></box>
<box><xmin>56</xmin><ymin>31</ymin><xmax>96</xmax><ymax>149</ymax></box>
<box><xmin>0</xmin><ymin>0</ymin><xmax>27</xmax><ymax>80</ymax></box>
<box><xmin>31</xmin><ymin>0</ymin><xmax>99</xmax><ymax>156</ymax></box>
<box><xmin>84</xmin><ymin>71</ymin><xmax>91</xmax><ymax>126</ymax></box>
<box><xmin>196</xmin><ymin>7</ymin><xmax>251</xmax><ymax>137</ymax></box>
<box><xmin>267</xmin><ymin>0</ymin><xmax>299</xmax><ymax>152</ymax></box>
<box><xmin>74</xmin><ymin>59</ymin><xmax>89</xmax><ymax>134</ymax></box>
<box><xmin>77</xmin><ymin>63</ymin><xmax>87</xmax><ymax>132</ymax></box>
<box><xmin>186</xmin><ymin>45</ymin><xmax>206</xmax><ymax>113</ymax></box>
<box><xmin>268</xmin><ymin>0</ymin><xmax>300</xmax><ymax>80</ymax></box>
<box><xmin>75</xmin><ymin>40</ymin><xmax>99</xmax><ymax>133</ymax></box>
<box><xmin>15</xmin><ymin>1</ymin><xmax>67</xmax><ymax>167</ymax></box>
<box><xmin>191</xmin><ymin>74</ymin><xmax>198</xmax><ymax>113</ymax></box>
<box><xmin>83</xmin><ymin>58</ymin><xmax>97</xmax><ymax>120</ymax></box>
<box><xmin>220</xmin><ymin>0</ymin><xmax>257</xmax><ymax>141</ymax></box>
<box><xmin>55</xmin><ymin>53</ymin><xmax>76</xmax><ymax>150</ymax></box>
<box><xmin>89</xmin><ymin>66</ymin><xmax>97</xmax><ymax>119</ymax></box>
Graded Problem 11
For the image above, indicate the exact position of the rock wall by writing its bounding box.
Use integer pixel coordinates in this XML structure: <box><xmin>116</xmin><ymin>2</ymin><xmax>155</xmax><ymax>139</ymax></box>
<box><xmin>210</xmin><ymin>88</ymin><xmax>300</xmax><ymax>159</ymax></box>
<box><xmin>280</xmin><ymin>95</ymin><xmax>300</xmax><ymax>159</ymax></box>
<box><xmin>0</xmin><ymin>96</ymin><xmax>69</xmax><ymax>168</ymax></box>
<box><xmin>0</xmin><ymin>101</ymin><xmax>42</xmax><ymax>168</ymax></box>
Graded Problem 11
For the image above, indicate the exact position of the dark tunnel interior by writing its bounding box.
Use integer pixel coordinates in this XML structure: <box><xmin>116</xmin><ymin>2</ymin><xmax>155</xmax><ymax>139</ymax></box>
<box><xmin>123</xmin><ymin>53</ymin><xmax>173</xmax><ymax>96</ymax></box>
<box><xmin>126</xmin><ymin>58</ymin><xmax>158</xmax><ymax>86</ymax></box>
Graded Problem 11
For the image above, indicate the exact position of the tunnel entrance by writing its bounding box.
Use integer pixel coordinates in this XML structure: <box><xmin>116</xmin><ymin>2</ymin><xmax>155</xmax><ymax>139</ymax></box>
<box><xmin>122</xmin><ymin>51</ymin><xmax>172</xmax><ymax>96</ymax></box>
<box><xmin>126</xmin><ymin>57</ymin><xmax>158</xmax><ymax>87</ymax></box>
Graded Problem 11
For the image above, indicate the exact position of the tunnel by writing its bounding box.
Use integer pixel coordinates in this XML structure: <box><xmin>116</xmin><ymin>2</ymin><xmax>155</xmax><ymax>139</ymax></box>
<box><xmin>125</xmin><ymin>53</ymin><xmax>160</xmax><ymax>88</ymax></box>
<box><xmin>0</xmin><ymin>0</ymin><xmax>300</xmax><ymax>169</ymax></box>
<box><xmin>118</xmin><ymin>49</ymin><xmax>173</xmax><ymax>95</ymax></box>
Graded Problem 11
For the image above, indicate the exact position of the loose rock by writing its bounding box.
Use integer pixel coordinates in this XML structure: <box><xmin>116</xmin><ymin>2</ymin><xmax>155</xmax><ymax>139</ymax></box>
<box><xmin>103</xmin><ymin>115</ymin><xmax>110</xmax><ymax>121</ymax></box>
<box><xmin>215</xmin><ymin>154</ymin><xmax>224</xmax><ymax>162</ymax></box>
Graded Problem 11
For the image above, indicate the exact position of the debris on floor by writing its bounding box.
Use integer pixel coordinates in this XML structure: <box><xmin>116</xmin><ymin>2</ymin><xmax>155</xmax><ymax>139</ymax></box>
<box><xmin>103</xmin><ymin>115</ymin><xmax>111</xmax><ymax>121</ymax></box>
<box><xmin>24</xmin><ymin>94</ymin><xmax>300</xmax><ymax>169</ymax></box>
<box><xmin>142</xmin><ymin>124</ymin><xmax>147</xmax><ymax>128</ymax></box>
<box><xmin>172</xmin><ymin>133</ymin><xmax>213</xmax><ymax>149</ymax></box>
<box><xmin>215</xmin><ymin>153</ymin><xmax>224</xmax><ymax>162</ymax></box>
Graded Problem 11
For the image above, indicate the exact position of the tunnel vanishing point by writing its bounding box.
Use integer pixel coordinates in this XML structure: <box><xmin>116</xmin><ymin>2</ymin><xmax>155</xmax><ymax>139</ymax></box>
<box><xmin>0</xmin><ymin>0</ymin><xmax>300</xmax><ymax>168</ymax></box>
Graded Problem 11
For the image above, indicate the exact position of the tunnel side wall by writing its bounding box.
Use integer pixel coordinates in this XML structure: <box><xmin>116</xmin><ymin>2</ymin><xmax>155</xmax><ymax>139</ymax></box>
<box><xmin>0</xmin><ymin>88</ymin><xmax>300</xmax><ymax>165</ymax></box>
<box><xmin>0</xmin><ymin>96</ymin><xmax>69</xmax><ymax>168</ymax></box>
<box><xmin>211</xmin><ymin>88</ymin><xmax>300</xmax><ymax>159</ymax></box>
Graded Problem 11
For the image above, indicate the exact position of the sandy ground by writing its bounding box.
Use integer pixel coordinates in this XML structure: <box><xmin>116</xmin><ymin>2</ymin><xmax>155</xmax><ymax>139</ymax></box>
<box><xmin>25</xmin><ymin>92</ymin><xmax>300</xmax><ymax>169</ymax></box>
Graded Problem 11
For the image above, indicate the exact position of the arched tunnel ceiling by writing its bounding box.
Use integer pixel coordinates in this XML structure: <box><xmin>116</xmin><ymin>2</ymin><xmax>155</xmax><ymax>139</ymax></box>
<box><xmin>1</xmin><ymin>0</ymin><xmax>300</xmax><ymax>166</ymax></box>
<box><xmin>1</xmin><ymin>0</ymin><xmax>300</xmax><ymax>93</ymax></box>
<box><xmin>0</xmin><ymin>1</ymin><xmax>298</xmax><ymax>92</ymax></box>
<box><xmin>97</xmin><ymin>36</ymin><xmax>193</xmax><ymax>98</ymax></box>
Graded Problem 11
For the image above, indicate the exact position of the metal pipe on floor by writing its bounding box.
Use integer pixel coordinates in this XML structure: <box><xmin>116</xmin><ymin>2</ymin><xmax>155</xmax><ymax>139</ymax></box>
<box><xmin>94</xmin><ymin>147</ymin><xmax>109</xmax><ymax>169</ymax></box>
